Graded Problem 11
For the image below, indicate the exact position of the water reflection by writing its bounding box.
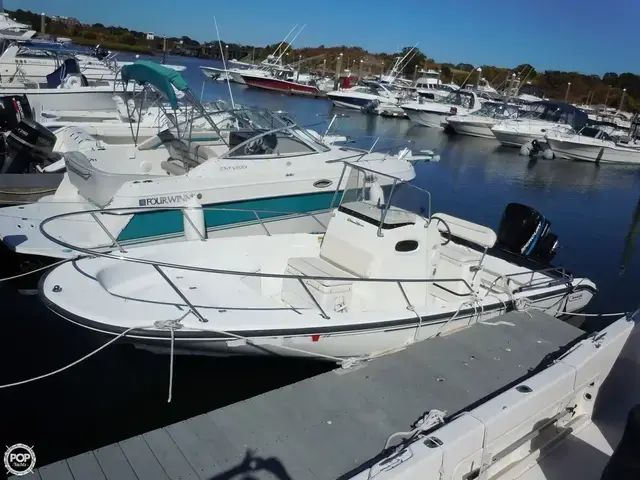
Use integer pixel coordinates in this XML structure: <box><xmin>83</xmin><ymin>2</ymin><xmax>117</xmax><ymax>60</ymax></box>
<box><xmin>619</xmin><ymin>198</ymin><xmax>640</xmax><ymax>276</ymax></box>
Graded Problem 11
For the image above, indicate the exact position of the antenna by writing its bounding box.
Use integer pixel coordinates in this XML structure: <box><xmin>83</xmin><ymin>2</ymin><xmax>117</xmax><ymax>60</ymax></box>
<box><xmin>214</xmin><ymin>16</ymin><xmax>235</xmax><ymax>109</ymax></box>
<box><xmin>272</xmin><ymin>24</ymin><xmax>298</xmax><ymax>58</ymax></box>
<box><xmin>275</xmin><ymin>24</ymin><xmax>306</xmax><ymax>65</ymax></box>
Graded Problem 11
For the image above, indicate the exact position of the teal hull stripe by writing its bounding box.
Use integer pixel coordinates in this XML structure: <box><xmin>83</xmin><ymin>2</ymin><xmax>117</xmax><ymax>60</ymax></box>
<box><xmin>117</xmin><ymin>190</ymin><xmax>337</xmax><ymax>241</ymax></box>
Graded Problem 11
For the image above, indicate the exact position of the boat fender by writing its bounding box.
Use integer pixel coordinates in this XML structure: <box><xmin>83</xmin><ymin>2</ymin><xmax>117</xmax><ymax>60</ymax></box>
<box><xmin>182</xmin><ymin>197</ymin><xmax>206</xmax><ymax>241</ymax></box>
<box><xmin>543</xmin><ymin>148</ymin><xmax>555</xmax><ymax>160</ymax></box>
<box><xmin>520</xmin><ymin>143</ymin><xmax>532</xmax><ymax>156</ymax></box>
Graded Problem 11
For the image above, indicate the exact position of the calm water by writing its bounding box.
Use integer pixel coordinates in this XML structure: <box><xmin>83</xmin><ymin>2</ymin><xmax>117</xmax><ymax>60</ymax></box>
<box><xmin>1</xmin><ymin>55</ymin><xmax>639</xmax><ymax>469</ymax></box>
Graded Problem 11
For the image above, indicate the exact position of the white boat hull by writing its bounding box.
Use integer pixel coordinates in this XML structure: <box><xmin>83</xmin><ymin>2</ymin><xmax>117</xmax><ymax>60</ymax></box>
<box><xmin>2</xmin><ymin>86</ymin><xmax>126</xmax><ymax>111</ymax></box>
<box><xmin>41</xmin><ymin>275</ymin><xmax>595</xmax><ymax>359</ymax></box>
<box><xmin>447</xmin><ymin>120</ymin><xmax>495</xmax><ymax>138</ymax></box>
<box><xmin>492</xmin><ymin>130</ymin><xmax>544</xmax><ymax>147</ymax></box>
<box><xmin>403</xmin><ymin>108</ymin><xmax>448</xmax><ymax>128</ymax></box>
<box><xmin>546</xmin><ymin>138</ymin><xmax>640</xmax><ymax>164</ymax></box>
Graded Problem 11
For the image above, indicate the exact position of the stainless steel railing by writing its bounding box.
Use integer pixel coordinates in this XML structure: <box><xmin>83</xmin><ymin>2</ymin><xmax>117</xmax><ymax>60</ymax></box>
<box><xmin>40</xmin><ymin>205</ymin><xmax>568</xmax><ymax>324</ymax></box>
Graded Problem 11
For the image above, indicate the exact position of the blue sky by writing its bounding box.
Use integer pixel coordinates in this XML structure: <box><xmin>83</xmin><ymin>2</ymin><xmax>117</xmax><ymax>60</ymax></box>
<box><xmin>8</xmin><ymin>0</ymin><xmax>640</xmax><ymax>75</ymax></box>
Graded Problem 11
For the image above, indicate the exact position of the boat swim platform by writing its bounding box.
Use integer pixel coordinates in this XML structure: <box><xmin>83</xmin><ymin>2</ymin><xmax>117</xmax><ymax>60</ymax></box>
<box><xmin>17</xmin><ymin>310</ymin><xmax>585</xmax><ymax>480</ymax></box>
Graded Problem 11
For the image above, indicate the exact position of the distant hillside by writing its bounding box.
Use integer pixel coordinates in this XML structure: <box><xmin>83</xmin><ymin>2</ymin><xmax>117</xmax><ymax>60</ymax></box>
<box><xmin>8</xmin><ymin>8</ymin><xmax>639</xmax><ymax>110</ymax></box>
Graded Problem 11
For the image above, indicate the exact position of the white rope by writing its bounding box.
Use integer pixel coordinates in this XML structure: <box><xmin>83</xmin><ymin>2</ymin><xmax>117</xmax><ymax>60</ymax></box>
<box><xmin>367</xmin><ymin>409</ymin><xmax>447</xmax><ymax>480</ymax></box>
<box><xmin>515</xmin><ymin>295</ymin><xmax>627</xmax><ymax>318</ymax></box>
<box><xmin>153</xmin><ymin>319</ymin><xmax>182</xmax><ymax>402</ymax></box>
<box><xmin>0</xmin><ymin>259</ymin><xmax>69</xmax><ymax>283</ymax></box>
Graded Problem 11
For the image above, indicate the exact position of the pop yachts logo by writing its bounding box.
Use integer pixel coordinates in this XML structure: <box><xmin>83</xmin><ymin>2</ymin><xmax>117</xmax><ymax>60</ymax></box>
<box><xmin>4</xmin><ymin>444</ymin><xmax>36</xmax><ymax>476</ymax></box>
<box><xmin>139</xmin><ymin>193</ymin><xmax>202</xmax><ymax>207</ymax></box>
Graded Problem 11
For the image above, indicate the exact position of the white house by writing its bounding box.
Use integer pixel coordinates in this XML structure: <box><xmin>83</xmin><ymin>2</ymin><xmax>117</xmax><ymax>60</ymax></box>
<box><xmin>146</xmin><ymin>32</ymin><xmax>154</xmax><ymax>40</ymax></box>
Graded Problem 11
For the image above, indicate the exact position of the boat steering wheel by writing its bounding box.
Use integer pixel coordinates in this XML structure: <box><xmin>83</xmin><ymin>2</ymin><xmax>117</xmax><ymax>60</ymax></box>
<box><xmin>244</xmin><ymin>136</ymin><xmax>265</xmax><ymax>155</ymax></box>
<box><xmin>430</xmin><ymin>215</ymin><xmax>451</xmax><ymax>246</ymax></box>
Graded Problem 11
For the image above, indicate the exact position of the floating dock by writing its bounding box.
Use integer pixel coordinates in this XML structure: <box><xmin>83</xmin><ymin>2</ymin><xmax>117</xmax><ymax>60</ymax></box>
<box><xmin>15</xmin><ymin>310</ymin><xmax>584</xmax><ymax>480</ymax></box>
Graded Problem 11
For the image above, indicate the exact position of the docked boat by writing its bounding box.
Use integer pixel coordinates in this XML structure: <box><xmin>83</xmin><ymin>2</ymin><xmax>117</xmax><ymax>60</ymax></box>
<box><xmin>411</xmin><ymin>69</ymin><xmax>459</xmax><ymax>102</ymax></box>
<box><xmin>401</xmin><ymin>90</ymin><xmax>483</xmax><ymax>128</ymax></box>
<box><xmin>0</xmin><ymin>61</ymin><xmax>424</xmax><ymax>264</ymax></box>
<box><xmin>0</xmin><ymin>57</ymin><xmax>137</xmax><ymax>111</ymax></box>
<box><xmin>546</xmin><ymin>125</ymin><xmax>640</xmax><ymax>164</ymax></box>
<box><xmin>240</xmin><ymin>69</ymin><xmax>325</xmax><ymax>97</ymax></box>
<box><xmin>447</xmin><ymin>102</ymin><xmax>521</xmax><ymax>138</ymax></box>
<box><xmin>0</xmin><ymin>40</ymin><xmax>185</xmax><ymax>85</ymax></box>
<box><xmin>38</xmin><ymin>162</ymin><xmax>595</xmax><ymax>359</ymax></box>
<box><xmin>0</xmin><ymin>11</ymin><xmax>36</xmax><ymax>40</ymax></box>
<box><xmin>327</xmin><ymin>81</ymin><xmax>400</xmax><ymax>110</ymax></box>
<box><xmin>491</xmin><ymin>101</ymin><xmax>588</xmax><ymax>147</ymax></box>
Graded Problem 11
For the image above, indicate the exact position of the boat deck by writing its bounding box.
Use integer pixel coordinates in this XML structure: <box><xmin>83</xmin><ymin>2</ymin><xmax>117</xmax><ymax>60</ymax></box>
<box><xmin>15</xmin><ymin>310</ymin><xmax>584</xmax><ymax>480</ymax></box>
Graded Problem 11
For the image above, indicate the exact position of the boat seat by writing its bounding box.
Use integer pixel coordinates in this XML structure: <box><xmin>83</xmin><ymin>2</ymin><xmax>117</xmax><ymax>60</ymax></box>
<box><xmin>281</xmin><ymin>256</ymin><xmax>355</xmax><ymax>312</ymax></box>
<box><xmin>64</xmin><ymin>151</ymin><xmax>162</xmax><ymax>207</ymax></box>
<box><xmin>161</xmin><ymin>159</ymin><xmax>187</xmax><ymax>176</ymax></box>
<box><xmin>432</xmin><ymin>242</ymin><xmax>484</xmax><ymax>302</ymax></box>
<box><xmin>287</xmin><ymin>257</ymin><xmax>355</xmax><ymax>288</ymax></box>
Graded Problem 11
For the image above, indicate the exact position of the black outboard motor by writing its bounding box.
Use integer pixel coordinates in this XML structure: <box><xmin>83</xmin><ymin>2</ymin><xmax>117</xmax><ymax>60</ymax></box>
<box><xmin>0</xmin><ymin>94</ymin><xmax>33</xmax><ymax>132</ymax></box>
<box><xmin>0</xmin><ymin>119</ymin><xmax>58</xmax><ymax>174</ymax></box>
<box><xmin>496</xmin><ymin>203</ymin><xmax>559</xmax><ymax>264</ymax></box>
<box><xmin>94</xmin><ymin>44</ymin><xmax>108</xmax><ymax>61</ymax></box>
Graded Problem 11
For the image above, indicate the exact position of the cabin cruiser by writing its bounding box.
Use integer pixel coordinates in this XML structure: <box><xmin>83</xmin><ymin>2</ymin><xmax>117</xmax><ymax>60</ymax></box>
<box><xmin>327</xmin><ymin>81</ymin><xmax>400</xmax><ymax>110</ymax></box>
<box><xmin>447</xmin><ymin>102</ymin><xmax>520</xmax><ymax>138</ymax></box>
<box><xmin>0</xmin><ymin>41</ymin><xmax>184</xmax><ymax>84</ymax></box>
<box><xmin>491</xmin><ymin>101</ymin><xmax>588</xmax><ymax>147</ymax></box>
<box><xmin>0</xmin><ymin>61</ymin><xmax>426</xmax><ymax>263</ymax></box>
<box><xmin>38</xmin><ymin>162</ymin><xmax>595</xmax><ymax>359</ymax></box>
<box><xmin>401</xmin><ymin>90</ymin><xmax>483</xmax><ymax>128</ymax></box>
<box><xmin>0</xmin><ymin>11</ymin><xmax>36</xmax><ymax>40</ymax></box>
<box><xmin>410</xmin><ymin>69</ymin><xmax>458</xmax><ymax>102</ymax></box>
<box><xmin>546</xmin><ymin>125</ymin><xmax>640</xmax><ymax>164</ymax></box>
<box><xmin>0</xmin><ymin>57</ymin><xmax>135</xmax><ymax>111</ymax></box>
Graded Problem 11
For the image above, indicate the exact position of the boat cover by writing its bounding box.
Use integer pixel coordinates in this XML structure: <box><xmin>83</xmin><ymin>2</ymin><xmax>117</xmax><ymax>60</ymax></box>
<box><xmin>121</xmin><ymin>60</ymin><xmax>189</xmax><ymax>109</ymax></box>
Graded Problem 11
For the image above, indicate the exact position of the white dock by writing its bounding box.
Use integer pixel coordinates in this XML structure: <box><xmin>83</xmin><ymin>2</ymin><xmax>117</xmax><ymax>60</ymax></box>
<box><xmin>14</xmin><ymin>310</ymin><xmax>584</xmax><ymax>480</ymax></box>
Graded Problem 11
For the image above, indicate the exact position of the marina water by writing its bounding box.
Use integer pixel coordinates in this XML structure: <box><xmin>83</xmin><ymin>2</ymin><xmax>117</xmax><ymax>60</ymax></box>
<box><xmin>1</xmin><ymin>55</ymin><xmax>640</xmax><ymax>469</ymax></box>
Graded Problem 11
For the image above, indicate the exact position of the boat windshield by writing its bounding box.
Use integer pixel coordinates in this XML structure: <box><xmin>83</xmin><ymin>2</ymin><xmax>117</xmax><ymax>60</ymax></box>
<box><xmin>476</xmin><ymin>103</ymin><xmax>519</xmax><ymax>118</ymax></box>
<box><xmin>579</xmin><ymin>126</ymin><xmax>612</xmax><ymax>141</ymax></box>
<box><xmin>332</xmin><ymin>162</ymin><xmax>431</xmax><ymax>231</ymax></box>
<box><xmin>520</xmin><ymin>103</ymin><xmax>570</xmax><ymax>123</ymax></box>
<box><xmin>219</xmin><ymin>107</ymin><xmax>331</xmax><ymax>158</ymax></box>
<box><xmin>443</xmin><ymin>91</ymin><xmax>475</xmax><ymax>108</ymax></box>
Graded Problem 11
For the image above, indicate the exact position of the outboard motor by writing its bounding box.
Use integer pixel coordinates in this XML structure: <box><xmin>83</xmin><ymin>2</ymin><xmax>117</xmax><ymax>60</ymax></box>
<box><xmin>496</xmin><ymin>203</ymin><xmax>559</xmax><ymax>264</ymax></box>
<box><xmin>0</xmin><ymin>119</ymin><xmax>59</xmax><ymax>174</ymax></box>
<box><xmin>94</xmin><ymin>44</ymin><xmax>108</xmax><ymax>60</ymax></box>
<box><xmin>0</xmin><ymin>94</ymin><xmax>33</xmax><ymax>132</ymax></box>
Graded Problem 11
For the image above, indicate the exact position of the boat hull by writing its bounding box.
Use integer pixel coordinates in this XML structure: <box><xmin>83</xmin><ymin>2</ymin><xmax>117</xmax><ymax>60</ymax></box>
<box><xmin>448</xmin><ymin>120</ymin><xmax>495</xmax><ymax>139</ymax></box>
<box><xmin>40</xmin><ymin>270</ymin><xmax>596</xmax><ymax>360</ymax></box>
<box><xmin>1</xmin><ymin>87</ymin><xmax>128</xmax><ymax>111</ymax></box>
<box><xmin>402</xmin><ymin>107</ymin><xmax>448</xmax><ymax>128</ymax></box>
<box><xmin>491</xmin><ymin>129</ymin><xmax>544</xmax><ymax>147</ymax></box>
<box><xmin>241</xmin><ymin>75</ymin><xmax>325</xmax><ymax>97</ymax></box>
<box><xmin>546</xmin><ymin>138</ymin><xmax>640</xmax><ymax>164</ymax></box>
<box><xmin>326</xmin><ymin>94</ymin><xmax>378</xmax><ymax>110</ymax></box>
